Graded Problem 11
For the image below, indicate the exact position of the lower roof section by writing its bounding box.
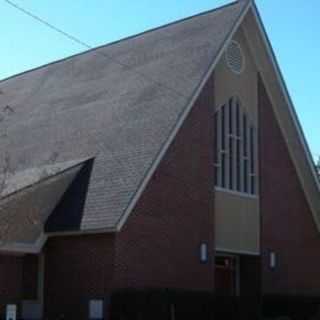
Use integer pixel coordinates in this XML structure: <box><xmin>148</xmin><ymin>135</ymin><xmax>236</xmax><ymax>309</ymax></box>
<box><xmin>0</xmin><ymin>160</ymin><xmax>85</xmax><ymax>253</ymax></box>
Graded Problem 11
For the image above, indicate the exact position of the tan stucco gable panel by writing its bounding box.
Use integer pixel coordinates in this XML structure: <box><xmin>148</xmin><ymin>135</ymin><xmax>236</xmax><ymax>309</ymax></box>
<box><xmin>215</xmin><ymin>190</ymin><xmax>259</xmax><ymax>254</ymax></box>
<box><xmin>214</xmin><ymin>0</ymin><xmax>320</xmax><ymax>252</ymax></box>
<box><xmin>213</xmin><ymin>24</ymin><xmax>260</xmax><ymax>254</ymax></box>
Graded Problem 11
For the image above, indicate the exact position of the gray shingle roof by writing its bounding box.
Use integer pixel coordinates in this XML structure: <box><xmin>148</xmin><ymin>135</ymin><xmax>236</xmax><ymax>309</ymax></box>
<box><xmin>0</xmin><ymin>1</ymin><xmax>246</xmax><ymax>232</ymax></box>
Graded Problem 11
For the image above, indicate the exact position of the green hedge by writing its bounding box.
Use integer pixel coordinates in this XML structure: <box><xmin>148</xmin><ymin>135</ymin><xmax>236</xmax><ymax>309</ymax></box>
<box><xmin>110</xmin><ymin>290</ymin><xmax>320</xmax><ymax>320</ymax></box>
<box><xmin>109</xmin><ymin>289</ymin><xmax>259</xmax><ymax>320</ymax></box>
<box><xmin>262</xmin><ymin>295</ymin><xmax>320</xmax><ymax>320</ymax></box>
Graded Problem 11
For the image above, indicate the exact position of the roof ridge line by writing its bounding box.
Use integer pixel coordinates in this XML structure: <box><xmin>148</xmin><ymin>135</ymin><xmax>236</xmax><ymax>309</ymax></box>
<box><xmin>0</xmin><ymin>1</ymin><xmax>239</xmax><ymax>84</ymax></box>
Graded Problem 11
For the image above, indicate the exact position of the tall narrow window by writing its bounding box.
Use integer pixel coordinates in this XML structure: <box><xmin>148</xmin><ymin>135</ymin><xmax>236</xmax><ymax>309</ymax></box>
<box><xmin>229</xmin><ymin>136</ymin><xmax>234</xmax><ymax>190</ymax></box>
<box><xmin>220</xmin><ymin>105</ymin><xmax>226</xmax><ymax>188</ymax></box>
<box><xmin>221</xmin><ymin>106</ymin><xmax>225</xmax><ymax>151</ymax></box>
<box><xmin>249</xmin><ymin>126</ymin><xmax>256</xmax><ymax>195</ymax></box>
<box><xmin>221</xmin><ymin>153</ymin><xmax>226</xmax><ymax>189</ymax></box>
<box><xmin>235</xmin><ymin>102</ymin><xmax>241</xmax><ymax>191</ymax></box>
<box><xmin>243</xmin><ymin>114</ymin><xmax>247</xmax><ymax>157</ymax></box>
<box><xmin>214</xmin><ymin>97</ymin><xmax>257</xmax><ymax>195</ymax></box>
<box><xmin>228</xmin><ymin>99</ymin><xmax>233</xmax><ymax>190</ymax></box>
<box><xmin>228</xmin><ymin>99</ymin><xmax>233</xmax><ymax>135</ymax></box>
<box><xmin>214</xmin><ymin>113</ymin><xmax>219</xmax><ymax>185</ymax></box>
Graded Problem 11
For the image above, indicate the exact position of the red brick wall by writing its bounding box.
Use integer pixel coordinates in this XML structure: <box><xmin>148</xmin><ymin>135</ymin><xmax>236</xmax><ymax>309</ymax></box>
<box><xmin>0</xmin><ymin>254</ymin><xmax>23</xmax><ymax>316</ymax></box>
<box><xmin>259</xmin><ymin>76</ymin><xmax>320</xmax><ymax>295</ymax></box>
<box><xmin>22</xmin><ymin>254</ymin><xmax>39</xmax><ymax>300</ymax></box>
<box><xmin>42</xmin><ymin>72</ymin><xmax>216</xmax><ymax>319</ymax></box>
<box><xmin>44</xmin><ymin>234</ymin><xmax>115</xmax><ymax>320</ymax></box>
<box><xmin>0</xmin><ymin>254</ymin><xmax>39</xmax><ymax>319</ymax></box>
<box><xmin>113</xmin><ymin>73</ymin><xmax>216</xmax><ymax>290</ymax></box>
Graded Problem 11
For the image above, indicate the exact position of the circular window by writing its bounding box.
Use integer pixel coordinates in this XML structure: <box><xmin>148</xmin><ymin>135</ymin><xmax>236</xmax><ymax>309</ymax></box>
<box><xmin>225</xmin><ymin>40</ymin><xmax>245</xmax><ymax>74</ymax></box>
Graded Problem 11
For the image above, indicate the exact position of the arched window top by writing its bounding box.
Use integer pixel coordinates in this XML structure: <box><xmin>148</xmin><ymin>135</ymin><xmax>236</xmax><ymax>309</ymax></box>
<box><xmin>214</xmin><ymin>97</ymin><xmax>258</xmax><ymax>196</ymax></box>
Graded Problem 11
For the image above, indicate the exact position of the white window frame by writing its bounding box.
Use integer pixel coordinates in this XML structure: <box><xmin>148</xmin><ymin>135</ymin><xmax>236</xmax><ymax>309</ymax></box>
<box><xmin>214</xmin><ymin>97</ymin><xmax>258</xmax><ymax>196</ymax></box>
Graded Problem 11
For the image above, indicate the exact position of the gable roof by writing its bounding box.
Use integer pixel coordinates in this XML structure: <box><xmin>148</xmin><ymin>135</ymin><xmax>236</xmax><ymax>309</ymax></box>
<box><xmin>2</xmin><ymin>0</ymin><xmax>319</xmax><ymax>243</ymax></box>
<box><xmin>0</xmin><ymin>1</ymin><xmax>249</xmax><ymax>234</ymax></box>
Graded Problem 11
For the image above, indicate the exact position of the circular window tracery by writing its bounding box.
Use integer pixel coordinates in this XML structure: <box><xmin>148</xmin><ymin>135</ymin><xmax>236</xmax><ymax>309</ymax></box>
<box><xmin>225</xmin><ymin>40</ymin><xmax>245</xmax><ymax>74</ymax></box>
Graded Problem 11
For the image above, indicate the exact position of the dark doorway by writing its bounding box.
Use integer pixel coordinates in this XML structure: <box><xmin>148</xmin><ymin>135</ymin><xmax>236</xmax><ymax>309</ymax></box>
<box><xmin>215</xmin><ymin>253</ymin><xmax>261</xmax><ymax>319</ymax></box>
<box><xmin>239</xmin><ymin>255</ymin><xmax>261</xmax><ymax>297</ymax></box>
<box><xmin>215</xmin><ymin>255</ymin><xmax>238</xmax><ymax>296</ymax></box>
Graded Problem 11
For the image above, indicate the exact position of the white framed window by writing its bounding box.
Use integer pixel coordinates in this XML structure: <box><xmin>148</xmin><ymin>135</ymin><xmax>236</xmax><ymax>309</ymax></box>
<box><xmin>214</xmin><ymin>97</ymin><xmax>257</xmax><ymax>195</ymax></box>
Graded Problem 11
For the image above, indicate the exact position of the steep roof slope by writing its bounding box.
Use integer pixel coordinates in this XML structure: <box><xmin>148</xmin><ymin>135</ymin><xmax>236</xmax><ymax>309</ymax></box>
<box><xmin>0</xmin><ymin>1</ymin><xmax>247</xmax><ymax>232</ymax></box>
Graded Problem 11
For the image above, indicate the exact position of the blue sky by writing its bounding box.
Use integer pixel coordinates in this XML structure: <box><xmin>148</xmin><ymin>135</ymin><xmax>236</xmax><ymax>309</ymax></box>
<box><xmin>1</xmin><ymin>0</ymin><xmax>319</xmax><ymax>160</ymax></box>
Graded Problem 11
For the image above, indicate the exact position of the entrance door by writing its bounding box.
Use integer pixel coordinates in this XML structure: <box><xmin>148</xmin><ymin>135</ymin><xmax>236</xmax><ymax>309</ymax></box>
<box><xmin>215</xmin><ymin>255</ymin><xmax>238</xmax><ymax>296</ymax></box>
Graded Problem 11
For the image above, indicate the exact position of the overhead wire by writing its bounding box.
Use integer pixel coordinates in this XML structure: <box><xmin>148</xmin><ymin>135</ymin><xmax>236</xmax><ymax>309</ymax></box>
<box><xmin>3</xmin><ymin>0</ymin><xmax>187</xmax><ymax>99</ymax></box>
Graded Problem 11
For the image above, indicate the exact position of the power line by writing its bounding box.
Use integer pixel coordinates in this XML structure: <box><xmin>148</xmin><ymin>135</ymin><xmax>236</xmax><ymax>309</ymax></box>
<box><xmin>4</xmin><ymin>0</ymin><xmax>92</xmax><ymax>50</ymax></box>
<box><xmin>3</xmin><ymin>0</ymin><xmax>186</xmax><ymax>99</ymax></box>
